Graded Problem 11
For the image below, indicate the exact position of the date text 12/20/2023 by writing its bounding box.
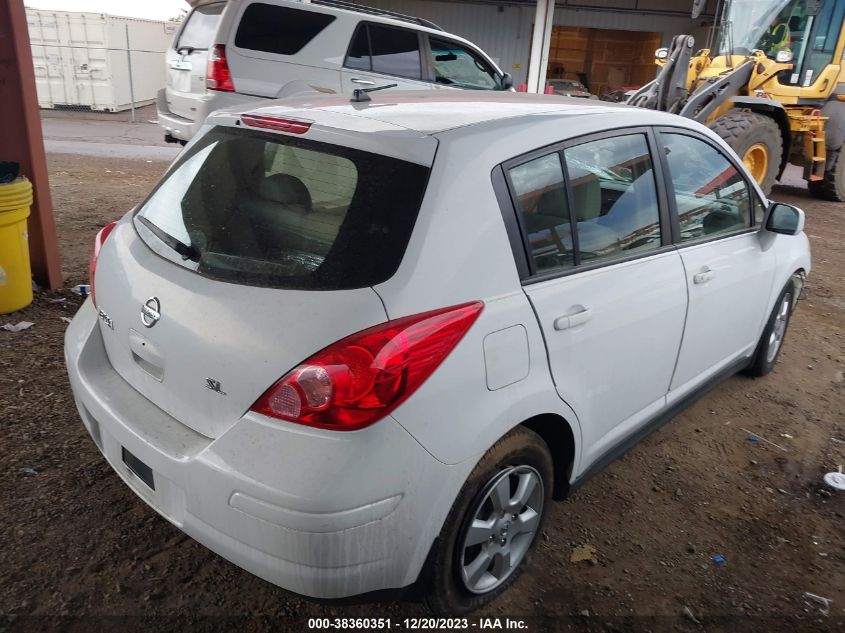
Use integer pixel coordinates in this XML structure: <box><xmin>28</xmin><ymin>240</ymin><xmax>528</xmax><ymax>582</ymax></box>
<box><xmin>307</xmin><ymin>618</ymin><xmax>529</xmax><ymax>630</ymax></box>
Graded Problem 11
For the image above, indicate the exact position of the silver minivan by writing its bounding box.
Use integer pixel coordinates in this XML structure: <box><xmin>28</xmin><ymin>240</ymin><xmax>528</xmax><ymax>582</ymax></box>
<box><xmin>157</xmin><ymin>0</ymin><xmax>513</xmax><ymax>144</ymax></box>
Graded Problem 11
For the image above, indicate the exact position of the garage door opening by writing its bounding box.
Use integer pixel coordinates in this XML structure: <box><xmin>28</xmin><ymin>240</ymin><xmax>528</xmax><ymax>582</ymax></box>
<box><xmin>546</xmin><ymin>27</ymin><xmax>661</xmax><ymax>99</ymax></box>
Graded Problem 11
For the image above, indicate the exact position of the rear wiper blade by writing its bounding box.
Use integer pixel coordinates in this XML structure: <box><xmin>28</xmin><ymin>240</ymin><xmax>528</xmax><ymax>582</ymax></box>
<box><xmin>136</xmin><ymin>215</ymin><xmax>200</xmax><ymax>262</ymax></box>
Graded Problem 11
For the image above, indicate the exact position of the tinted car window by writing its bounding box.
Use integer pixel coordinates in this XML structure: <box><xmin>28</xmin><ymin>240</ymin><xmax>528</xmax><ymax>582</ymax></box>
<box><xmin>509</xmin><ymin>153</ymin><xmax>574</xmax><ymax>274</ymax></box>
<box><xmin>177</xmin><ymin>3</ymin><xmax>224</xmax><ymax>50</ymax></box>
<box><xmin>134</xmin><ymin>127</ymin><xmax>429</xmax><ymax>290</ymax></box>
<box><xmin>429</xmin><ymin>38</ymin><xmax>501</xmax><ymax>90</ymax></box>
<box><xmin>662</xmin><ymin>133</ymin><xmax>751</xmax><ymax>241</ymax></box>
<box><xmin>369</xmin><ymin>25</ymin><xmax>421</xmax><ymax>79</ymax></box>
<box><xmin>345</xmin><ymin>25</ymin><xmax>371</xmax><ymax>71</ymax></box>
<box><xmin>563</xmin><ymin>134</ymin><xmax>661</xmax><ymax>263</ymax></box>
<box><xmin>235</xmin><ymin>3</ymin><xmax>335</xmax><ymax>56</ymax></box>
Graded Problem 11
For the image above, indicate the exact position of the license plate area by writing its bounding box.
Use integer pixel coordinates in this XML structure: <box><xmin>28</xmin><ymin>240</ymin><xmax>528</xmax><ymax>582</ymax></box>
<box><xmin>122</xmin><ymin>447</ymin><xmax>155</xmax><ymax>491</ymax></box>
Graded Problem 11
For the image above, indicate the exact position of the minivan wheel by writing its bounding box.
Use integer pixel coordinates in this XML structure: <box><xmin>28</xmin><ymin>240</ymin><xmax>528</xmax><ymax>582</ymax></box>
<box><xmin>745</xmin><ymin>280</ymin><xmax>795</xmax><ymax>377</ymax></box>
<box><xmin>425</xmin><ymin>427</ymin><xmax>553</xmax><ymax>614</ymax></box>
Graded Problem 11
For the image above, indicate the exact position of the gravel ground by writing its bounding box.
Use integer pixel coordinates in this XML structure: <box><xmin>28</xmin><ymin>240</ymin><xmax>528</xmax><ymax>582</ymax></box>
<box><xmin>1</xmin><ymin>154</ymin><xmax>843</xmax><ymax>633</ymax></box>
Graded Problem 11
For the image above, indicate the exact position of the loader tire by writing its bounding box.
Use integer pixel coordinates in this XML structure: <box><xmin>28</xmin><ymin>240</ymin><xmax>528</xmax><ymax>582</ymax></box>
<box><xmin>808</xmin><ymin>146</ymin><xmax>845</xmax><ymax>202</ymax></box>
<box><xmin>709</xmin><ymin>110</ymin><xmax>782</xmax><ymax>195</ymax></box>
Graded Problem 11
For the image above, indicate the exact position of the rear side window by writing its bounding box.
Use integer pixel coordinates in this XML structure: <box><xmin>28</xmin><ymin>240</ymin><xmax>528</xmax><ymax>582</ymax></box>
<box><xmin>429</xmin><ymin>38</ymin><xmax>502</xmax><ymax>90</ymax></box>
<box><xmin>509</xmin><ymin>153</ymin><xmax>574</xmax><ymax>274</ymax></box>
<box><xmin>507</xmin><ymin>133</ymin><xmax>662</xmax><ymax>276</ymax></box>
<box><xmin>176</xmin><ymin>3</ymin><xmax>224</xmax><ymax>51</ymax></box>
<box><xmin>344</xmin><ymin>24</ymin><xmax>422</xmax><ymax>80</ymax></box>
<box><xmin>235</xmin><ymin>3</ymin><xmax>335</xmax><ymax>56</ymax></box>
<box><xmin>661</xmin><ymin>133</ymin><xmax>751</xmax><ymax>241</ymax></box>
<box><xmin>133</xmin><ymin>127</ymin><xmax>430</xmax><ymax>290</ymax></box>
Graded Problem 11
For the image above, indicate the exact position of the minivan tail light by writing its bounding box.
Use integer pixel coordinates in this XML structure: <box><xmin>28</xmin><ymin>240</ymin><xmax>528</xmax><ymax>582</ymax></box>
<box><xmin>206</xmin><ymin>44</ymin><xmax>234</xmax><ymax>92</ymax></box>
<box><xmin>250</xmin><ymin>301</ymin><xmax>484</xmax><ymax>431</ymax></box>
<box><xmin>89</xmin><ymin>221</ymin><xmax>118</xmax><ymax>306</ymax></box>
<box><xmin>240</xmin><ymin>114</ymin><xmax>312</xmax><ymax>134</ymax></box>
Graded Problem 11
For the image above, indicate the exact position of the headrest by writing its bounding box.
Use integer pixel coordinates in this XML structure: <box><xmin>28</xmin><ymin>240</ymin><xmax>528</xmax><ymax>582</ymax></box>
<box><xmin>536</xmin><ymin>187</ymin><xmax>568</xmax><ymax>217</ymax></box>
<box><xmin>257</xmin><ymin>174</ymin><xmax>311</xmax><ymax>210</ymax></box>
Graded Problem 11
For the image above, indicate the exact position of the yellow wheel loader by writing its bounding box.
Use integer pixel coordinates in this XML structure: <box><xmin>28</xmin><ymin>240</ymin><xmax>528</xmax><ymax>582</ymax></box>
<box><xmin>628</xmin><ymin>0</ymin><xmax>845</xmax><ymax>200</ymax></box>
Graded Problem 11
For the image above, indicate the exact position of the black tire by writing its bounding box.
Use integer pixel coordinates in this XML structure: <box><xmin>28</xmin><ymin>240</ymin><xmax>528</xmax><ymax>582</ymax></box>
<box><xmin>808</xmin><ymin>146</ymin><xmax>845</xmax><ymax>202</ymax></box>
<box><xmin>424</xmin><ymin>426</ymin><xmax>554</xmax><ymax>615</ymax></box>
<box><xmin>745</xmin><ymin>280</ymin><xmax>795</xmax><ymax>377</ymax></box>
<box><xmin>709</xmin><ymin>110</ymin><xmax>783</xmax><ymax>195</ymax></box>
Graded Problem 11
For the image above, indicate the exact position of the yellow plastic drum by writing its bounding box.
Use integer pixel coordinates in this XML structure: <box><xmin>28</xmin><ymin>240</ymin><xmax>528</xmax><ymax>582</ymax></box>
<box><xmin>0</xmin><ymin>177</ymin><xmax>34</xmax><ymax>314</ymax></box>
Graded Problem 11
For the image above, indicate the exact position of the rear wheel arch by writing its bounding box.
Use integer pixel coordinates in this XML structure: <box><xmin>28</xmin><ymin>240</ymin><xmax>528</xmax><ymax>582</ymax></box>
<box><xmin>520</xmin><ymin>413</ymin><xmax>576</xmax><ymax>501</ymax></box>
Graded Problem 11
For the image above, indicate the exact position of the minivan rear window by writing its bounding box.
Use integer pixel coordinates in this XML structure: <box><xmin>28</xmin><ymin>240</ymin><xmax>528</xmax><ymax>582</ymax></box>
<box><xmin>133</xmin><ymin>127</ymin><xmax>430</xmax><ymax>290</ymax></box>
<box><xmin>235</xmin><ymin>4</ymin><xmax>335</xmax><ymax>56</ymax></box>
<box><xmin>176</xmin><ymin>3</ymin><xmax>224</xmax><ymax>51</ymax></box>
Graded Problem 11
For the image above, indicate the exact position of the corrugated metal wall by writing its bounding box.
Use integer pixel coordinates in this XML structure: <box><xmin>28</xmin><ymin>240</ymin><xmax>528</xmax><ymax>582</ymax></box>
<box><xmin>357</xmin><ymin>0</ymin><xmax>717</xmax><ymax>85</ymax></box>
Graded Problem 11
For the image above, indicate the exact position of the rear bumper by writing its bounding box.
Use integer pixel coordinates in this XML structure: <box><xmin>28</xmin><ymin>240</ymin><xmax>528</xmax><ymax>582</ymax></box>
<box><xmin>156</xmin><ymin>88</ymin><xmax>256</xmax><ymax>142</ymax></box>
<box><xmin>64</xmin><ymin>300</ymin><xmax>472</xmax><ymax>598</ymax></box>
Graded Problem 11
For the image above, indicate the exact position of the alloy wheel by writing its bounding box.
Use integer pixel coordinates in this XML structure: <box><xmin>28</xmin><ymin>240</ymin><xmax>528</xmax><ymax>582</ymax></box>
<box><xmin>459</xmin><ymin>465</ymin><xmax>544</xmax><ymax>595</ymax></box>
<box><xmin>766</xmin><ymin>294</ymin><xmax>791</xmax><ymax>363</ymax></box>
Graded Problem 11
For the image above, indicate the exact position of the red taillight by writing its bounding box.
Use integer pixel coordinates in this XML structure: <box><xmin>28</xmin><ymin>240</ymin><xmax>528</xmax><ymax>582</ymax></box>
<box><xmin>240</xmin><ymin>114</ymin><xmax>312</xmax><ymax>134</ymax></box>
<box><xmin>251</xmin><ymin>301</ymin><xmax>484</xmax><ymax>431</ymax></box>
<box><xmin>89</xmin><ymin>221</ymin><xmax>118</xmax><ymax>306</ymax></box>
<box><xmin>206</xmin><ymin>44</ymin><xmax>234</xmax><ymax>92</ymax></box>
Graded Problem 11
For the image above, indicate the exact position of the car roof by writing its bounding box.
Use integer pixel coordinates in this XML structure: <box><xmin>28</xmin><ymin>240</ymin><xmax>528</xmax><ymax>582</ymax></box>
<box><xmin>213</xmin><ymin>91</ymin><xmax>654</xmax><ymax>136</ymax></box>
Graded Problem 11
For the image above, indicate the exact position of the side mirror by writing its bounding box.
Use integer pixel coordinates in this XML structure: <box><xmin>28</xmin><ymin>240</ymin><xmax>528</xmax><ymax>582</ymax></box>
<box><xmin>501</xmin><ymin>72</ymin><xmax>513</xmax><ymax>90</ymax></box>
<box><xmin>766</xmin><ymin>202</ymin><xmax>805</xmax><ymax>235</ymax></box>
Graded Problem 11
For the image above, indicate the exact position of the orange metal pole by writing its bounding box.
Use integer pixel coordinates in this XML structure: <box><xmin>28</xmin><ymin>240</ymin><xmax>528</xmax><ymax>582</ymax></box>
<box><xmin>0</xmin><ymin>0</ymin><xmax>62</xmax><ymax>289</ymax></box>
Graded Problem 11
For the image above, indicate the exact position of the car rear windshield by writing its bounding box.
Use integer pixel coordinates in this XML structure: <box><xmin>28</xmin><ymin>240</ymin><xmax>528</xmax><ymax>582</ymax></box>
<box><xmin>133</xmin><ymin>127</ymin><xmax>430</xmax><ymax>290</ymax></box>
<box><xmin>176</xmin><ymin>3</ymin><xmax>224</xmax><ymax>51</ymax></box>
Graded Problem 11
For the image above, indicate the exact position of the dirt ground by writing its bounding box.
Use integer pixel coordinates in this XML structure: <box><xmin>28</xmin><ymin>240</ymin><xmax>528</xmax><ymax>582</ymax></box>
<box><xmin>1</xmin><ymin>154</ymin><xmax>843</xmax><ymax>632</ymax></box>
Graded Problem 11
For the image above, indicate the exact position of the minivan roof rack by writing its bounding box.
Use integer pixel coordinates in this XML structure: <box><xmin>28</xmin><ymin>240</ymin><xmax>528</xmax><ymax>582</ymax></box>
<box><xmin>310</xmin><ymin>0</ymin><xmax>444</xmax><ymax>31</ymax></box>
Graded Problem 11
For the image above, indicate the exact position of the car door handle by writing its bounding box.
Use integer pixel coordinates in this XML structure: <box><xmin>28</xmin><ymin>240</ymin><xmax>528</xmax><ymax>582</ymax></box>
<box><xmin>350</xmin><ymin>78</ymin><xmax>376</xmax><ymax>85</ymax></box>
<box><xmin>693</xmin><ymin>266</ymin><xmax>713</xmax><ymax>285</ymax></box>
<box><xmin>554</xmin><ymin>307</ymin><xmax>592</xmax><ymax>331</ymax></box>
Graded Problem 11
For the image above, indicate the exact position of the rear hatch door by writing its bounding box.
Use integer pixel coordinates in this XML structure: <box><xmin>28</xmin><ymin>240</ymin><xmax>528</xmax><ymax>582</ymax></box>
<box><xmin>93</xmin><ymin>120</ymin><xmax>434</xmax><ymax>439</ymax></box>
<box><xmin>165</xmin><ymin>2</ymin><xmax>225</xmax><ymax>120</ymax></box>
<box><xmin>94</xmin><ymin>229</ymin><xmax>388</xmax><ymax>439</ymax></box>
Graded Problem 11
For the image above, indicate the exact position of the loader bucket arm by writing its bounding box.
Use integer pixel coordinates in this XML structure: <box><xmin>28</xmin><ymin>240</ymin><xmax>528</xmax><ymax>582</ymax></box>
<box><xmin>627</xmin><ymin>34</ymin><xmax>695</xmax><ymax>113</ymax></box>
<box><xmin>679</xmin><ymin>60</ymin><xmax>756</xmax><ymax>122</ymax></box>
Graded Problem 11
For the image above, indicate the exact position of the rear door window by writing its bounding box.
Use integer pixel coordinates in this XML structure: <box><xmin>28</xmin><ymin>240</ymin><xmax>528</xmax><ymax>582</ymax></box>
<box><xmin>134</xmin><ymin>127</ymin><xmax>430</xmax><ymax>290</ymax></box>
<box><xmin>235</xmin><ymin>3</ymin><xmax>335</xmax><ymax>55</ymax></box>
<box><xmin>176</xmin><ymin>3</ymin><xmax>225</xmax><ymax>51</ymax></box>
<box><xmin>562</xmin><ymin>134</ymin><xmax>662</xmax><ymax>263</ymax></box>
<box><xmin>506</xmin><ymin>131</ymin><xmax>664</xmax><ymax>277</ymax></box>
<box><xmin>345</xmin><ymin>25</ymin><xmax>372</xmax><ymax>71</ymax></box>
<box><xmin>345</xmin><ymin>24</ymin><xmax>422</xmax><ymax>80</ymax></box>
<box><xmin>429</xmin><ymin>37</ymin><xmax>502</xmax><ymax>90</ymax></box>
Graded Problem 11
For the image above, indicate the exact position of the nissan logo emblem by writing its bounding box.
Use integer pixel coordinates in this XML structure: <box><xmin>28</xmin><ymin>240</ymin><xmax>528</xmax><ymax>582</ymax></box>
<box><xmin>141</xmin><ymin>297</ymin><xmax>161</xmax><ymax>328</ymax></box>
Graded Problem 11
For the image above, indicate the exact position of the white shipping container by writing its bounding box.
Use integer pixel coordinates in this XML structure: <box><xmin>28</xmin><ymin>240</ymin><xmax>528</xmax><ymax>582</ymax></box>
<box><xmin>27</xmin><ymin>9</ymin><xmax>178</xmax><ymax>112</ymax></box>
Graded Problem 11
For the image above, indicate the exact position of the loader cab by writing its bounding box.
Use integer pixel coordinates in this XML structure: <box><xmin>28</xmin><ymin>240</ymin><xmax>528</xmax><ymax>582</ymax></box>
<box><xmin>719</xmin><ymin>0</ymin><xmax>845</xmax><ymax>89</ymax></box>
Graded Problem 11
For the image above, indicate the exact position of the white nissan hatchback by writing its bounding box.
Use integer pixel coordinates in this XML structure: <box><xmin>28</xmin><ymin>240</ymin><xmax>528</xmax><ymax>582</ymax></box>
<box><xmin>66</xmin><ymin>92</ymin><xmax>810</xmax><ymax>613</ymax></box>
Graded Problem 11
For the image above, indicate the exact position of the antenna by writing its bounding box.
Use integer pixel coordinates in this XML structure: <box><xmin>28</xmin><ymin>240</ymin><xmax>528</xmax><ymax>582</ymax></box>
<box><xmin>350</xmin><ymin>83</ymin><xmax>398</xmax><ymax>103</ymax></box>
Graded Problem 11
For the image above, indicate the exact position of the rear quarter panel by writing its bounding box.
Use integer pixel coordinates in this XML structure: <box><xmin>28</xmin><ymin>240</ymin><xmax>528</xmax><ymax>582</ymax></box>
<box><xmin>373</xmin><ymin>116</ymin><xmax>607</xmax><ymax>471</ymax></box>
<box><xmin>223</xmin><ymin>1</ymin><xmax>352</xmax><ymax>98</ymax></box>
